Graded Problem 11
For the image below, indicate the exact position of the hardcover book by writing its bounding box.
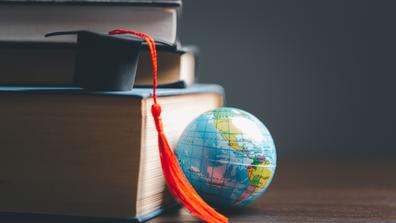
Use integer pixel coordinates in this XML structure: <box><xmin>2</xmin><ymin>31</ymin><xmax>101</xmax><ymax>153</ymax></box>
<box><xmin>0</xmin><ymin>0</ymin><xmax>182</xmax><ymax>44</ymax></box>
<box><xmin>0</xmin><ymin>42</ymin><xmax>196</xmax><ymax>87</ymax></box>
<box><xmin>0</xmin><ymin>84</ymin><xmax>223</xmax><ymax>222</ymax></box>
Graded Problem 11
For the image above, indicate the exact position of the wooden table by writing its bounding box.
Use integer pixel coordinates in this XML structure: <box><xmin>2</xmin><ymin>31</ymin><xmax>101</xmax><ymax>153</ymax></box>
<box><xmin>149</xmin><ymin>159</ymin><xmax>396</xmax><ymax>223</ymax></box>
<box><xmin>3</xmin><ymin>159</ymin><xmax>396</xmax><ymax>223</ymax></box>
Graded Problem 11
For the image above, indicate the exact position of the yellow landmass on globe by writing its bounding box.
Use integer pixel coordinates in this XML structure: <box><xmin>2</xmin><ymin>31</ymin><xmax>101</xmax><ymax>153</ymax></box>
<box><xmin>214</xmin><ymin>113</ymin><xmax>273</xmax><ymax>192</ymax></box>
<box><xmin>236</xmin><ymin>159</ymin><xmax>273</xmax><ymax>204</ymax></box>
<box><xmin>213</xmin><ymin>115</ymin><xmax>244</xmax><ymax>151</ymax></box>
<box><xmin>248</xmin><ymin>165</ymin><xmax>272</xmax><ymax>193</ymax></box>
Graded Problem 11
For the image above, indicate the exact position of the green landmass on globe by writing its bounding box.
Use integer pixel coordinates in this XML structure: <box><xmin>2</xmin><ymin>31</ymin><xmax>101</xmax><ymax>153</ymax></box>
<box><xmin>175</xmin><ymin>107</ymin><xmax>277</xmax><ymax>208</ymax></box>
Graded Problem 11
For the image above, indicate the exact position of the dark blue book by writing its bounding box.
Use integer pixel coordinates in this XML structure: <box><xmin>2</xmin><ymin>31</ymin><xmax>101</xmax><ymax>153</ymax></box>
<box><xmin>0</xmin><ymin>84</ymin><xmax>223</xmax><ymax>222</ymax></box>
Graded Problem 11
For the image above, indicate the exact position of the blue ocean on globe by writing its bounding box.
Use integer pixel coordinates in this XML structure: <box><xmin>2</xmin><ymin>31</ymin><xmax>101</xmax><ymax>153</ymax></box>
<box><xmin>175</xmin><ymin>107</ymin><xmax>276</xmax><ymax>208</ymax></box>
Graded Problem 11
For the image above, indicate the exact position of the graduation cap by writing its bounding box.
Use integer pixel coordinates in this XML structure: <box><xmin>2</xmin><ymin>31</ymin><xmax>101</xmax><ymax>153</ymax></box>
<box><xmin>45</xmin><ymin>30</ymin><xmax>172</xmax><ymax>91</ymax></box>
<box><xmin>47</xmin><ymin>29</ymin><xmax>228</xmax><ymax>223</ymax></box>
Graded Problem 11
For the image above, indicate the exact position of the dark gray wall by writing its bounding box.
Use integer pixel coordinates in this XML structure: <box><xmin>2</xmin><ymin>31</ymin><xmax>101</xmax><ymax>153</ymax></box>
<box><xmin>179</xmin><ymin>0</ymin><xmax>396</xmax><ymax>159</ymax></box>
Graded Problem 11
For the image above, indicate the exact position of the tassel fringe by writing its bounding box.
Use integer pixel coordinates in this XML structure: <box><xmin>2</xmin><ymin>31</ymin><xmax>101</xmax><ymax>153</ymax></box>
<box><xmin>109</xmin><ymin>29</ymin><xmax>228</xmax><ymax>223</ymax></box>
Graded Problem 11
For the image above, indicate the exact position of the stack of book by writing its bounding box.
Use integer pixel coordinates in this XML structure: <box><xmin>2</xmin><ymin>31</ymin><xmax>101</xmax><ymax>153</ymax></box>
<box><xmin>0</xmin><ymin>0</ymin><xmax>224</xmax><ymax>222</ymax></box>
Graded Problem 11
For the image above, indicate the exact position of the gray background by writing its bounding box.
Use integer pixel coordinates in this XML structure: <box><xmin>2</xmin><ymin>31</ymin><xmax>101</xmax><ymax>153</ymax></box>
<box><xmin>179</xmin><ymin>0</ymin><xmax>396</xmax><ymax>159</ymax></box>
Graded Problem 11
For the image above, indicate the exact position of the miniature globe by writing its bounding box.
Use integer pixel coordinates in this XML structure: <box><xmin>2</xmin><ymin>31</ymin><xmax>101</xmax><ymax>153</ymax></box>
<box><xmin>175</xmin><ymin>107</ymin><xmax>276</xmax><ymax>208</ymax></box>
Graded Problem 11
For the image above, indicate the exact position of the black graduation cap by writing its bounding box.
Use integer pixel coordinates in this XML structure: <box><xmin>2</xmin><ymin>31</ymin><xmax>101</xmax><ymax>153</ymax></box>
<box><xmin>45</xmin><ymin>30</ymin><xmax>171</xmax><ymax>91</ymax></box>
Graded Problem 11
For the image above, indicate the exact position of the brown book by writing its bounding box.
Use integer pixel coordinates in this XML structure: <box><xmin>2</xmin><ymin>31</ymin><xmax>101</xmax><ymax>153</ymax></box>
<box><xmin>0</xmin><ymin>0</ymin><xmax>181</xmax><ymax>44</ymax></box>
<box><xmin>0</xmin><ymin>84</ymin><xmax>223</xmax><ymax>222</ymax></box>
<box><xmin>0</xmin><ymin>42</ymin><xmax>196</xmax><ymax>87</ymax></box>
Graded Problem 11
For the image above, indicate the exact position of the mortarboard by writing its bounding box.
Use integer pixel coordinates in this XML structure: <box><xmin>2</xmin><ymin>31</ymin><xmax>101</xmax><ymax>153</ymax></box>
<box><xmin>45</xmin><ymin>30</ymin><xmax>172</xmax><ymax>91</ymax></box>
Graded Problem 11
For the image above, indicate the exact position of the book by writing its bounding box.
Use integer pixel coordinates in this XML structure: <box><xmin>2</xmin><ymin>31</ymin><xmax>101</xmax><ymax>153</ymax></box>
<box><xmin>0</xmin><ymin>42</ymin><xmax>196</xmax><ymax>87</ymax></box>
<box><xmin>0</xmin><ymin>0</ymin><xmax>181</xmax><ymax>44</ymax></box>
<box><xmin>0</xmin><ymin>84</ymin><xmax>224</xmax><ymax>222</ymax></box>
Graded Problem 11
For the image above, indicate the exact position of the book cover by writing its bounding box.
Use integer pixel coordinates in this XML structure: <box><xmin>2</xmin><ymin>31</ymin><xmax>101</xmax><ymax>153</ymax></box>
<box><xmin>0</xmin><ymin>84</ymin><xmax>223</xmax><ymax>98</ymax></box>
<box><xmin>0</xmin><ymin>0</ymin><xmax>182</xmax><ymax>7</ymax></box>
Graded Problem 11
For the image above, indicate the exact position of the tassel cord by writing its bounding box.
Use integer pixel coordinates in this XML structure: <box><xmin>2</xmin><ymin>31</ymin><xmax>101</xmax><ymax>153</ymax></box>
<box><xmin>109</xmin><ymin>29</ymin><xmax>228</xmax><ymax>223</ymax></box>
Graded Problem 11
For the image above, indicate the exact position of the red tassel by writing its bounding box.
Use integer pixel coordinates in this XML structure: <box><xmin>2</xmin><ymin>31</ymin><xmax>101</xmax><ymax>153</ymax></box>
<box><xmin>109</xmin><ymin>29</ymin><xmax>228</xmax><ymax>223</ymax></box>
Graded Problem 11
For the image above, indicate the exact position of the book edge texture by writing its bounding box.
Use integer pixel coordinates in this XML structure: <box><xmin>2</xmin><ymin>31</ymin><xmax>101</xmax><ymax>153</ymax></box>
<box><xmin>0</xmin><ymin>84</ymin><xmax>225</xmax><ymax>99</ymax></box>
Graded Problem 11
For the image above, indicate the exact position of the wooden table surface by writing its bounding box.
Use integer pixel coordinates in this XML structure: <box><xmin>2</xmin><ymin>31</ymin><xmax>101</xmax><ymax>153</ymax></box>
<box><xmin>3</xmin><ymin>159</ymin><xmax>396</xmax><ymax>223</ymax></box>
<box><xmin>149</xmin><ymin>159</ymin><xmax>396</xmax><ymax>223</ymax></box>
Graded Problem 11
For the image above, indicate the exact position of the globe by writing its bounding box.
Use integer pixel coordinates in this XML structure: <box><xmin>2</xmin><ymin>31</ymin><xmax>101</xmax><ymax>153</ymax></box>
<box><xmin>175</xmin><ymin>107</ymin><xmax>276</xmax><ymax>208</ymax></box>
